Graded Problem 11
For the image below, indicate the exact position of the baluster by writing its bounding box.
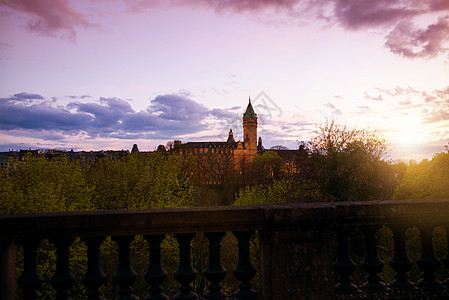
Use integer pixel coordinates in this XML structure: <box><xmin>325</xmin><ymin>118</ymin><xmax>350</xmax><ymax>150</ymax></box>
<box><xmin>17</xmin><ymin>239</ymin><xmax>42</xmax><ymax>300</ymax></box>
<box><xmin>143</xmin><ymin>235</ymin><xmax>168</xmax><ymax>300</ymax></box>
<box><xmin>51</xmin><ymin>238</ymin><xmax>75</xmax><ymax>300</ymax></box>
<box><xmin>334</xmin><ymin>228</ymin><xmax>357</xmax><ymax>293</ymax></box>
<box><xmin>82</xmin><ymin>237</ymin><xmax>107</xmax><ymax>300</ymax></box>
<box><xmin>442</xmin><ymin>225</ymin><xmax>449</xmax><ymax>288</ymax></box>
<box><xmin>416</xmin><ymin>224</ymin><xmax>441</xmax><ymax>290</ymax></box>
<box><xmin>360</xmin><ymin>226</ymin><xmax>386</xmax><ymax>291</ymax></box>
<box><xmin>233</xmin><ymin>231</ymin><xmax>257</xmax><ymax>300</ymax></box>
<box><xmin>389</xmin><ymin>224</ymin><xmax>413</xmax><ymax>290</ymax></box>
<box><xmin>174</xmin><ymin>233</ymin><xmax>198</xmax><ymax>300</ymax></box>
<box><xmin>204</xmin><ymin>232</ymin><xmax>227</xmax><ymax>300</ymax></box>
<box><xmin>112</xmin><ymin>236</ymin><xmax>139</xmax><ymax>300</ymax></box>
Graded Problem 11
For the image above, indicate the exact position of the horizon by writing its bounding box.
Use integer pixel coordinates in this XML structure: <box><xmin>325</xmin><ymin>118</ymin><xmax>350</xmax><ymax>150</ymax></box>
<box><xmin>1</xmin><ymin>1</ymin><xmax>448</xmax><ymax>161</ymax></box>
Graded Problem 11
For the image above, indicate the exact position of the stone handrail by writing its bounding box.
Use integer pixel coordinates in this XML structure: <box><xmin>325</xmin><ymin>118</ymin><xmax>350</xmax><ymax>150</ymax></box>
<box><xmin>1</xmin><ymin>199</ymin><xmax>449</xmax><ymax>299</ymax></box>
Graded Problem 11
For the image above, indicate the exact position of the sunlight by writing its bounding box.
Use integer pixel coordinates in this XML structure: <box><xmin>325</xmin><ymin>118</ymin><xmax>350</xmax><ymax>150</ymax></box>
<box><xmin>396</xmin><ymin>131</ymin><xmax>419</xmax><ymax>149</ymax></box>
<box><xmin>390</xmin><ymin>125</ymin><xmax>430</xmax><ymax>160</ymax></box>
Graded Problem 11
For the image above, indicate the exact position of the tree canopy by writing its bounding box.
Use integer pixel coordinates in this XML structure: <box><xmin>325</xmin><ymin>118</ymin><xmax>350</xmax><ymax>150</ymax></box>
<box><xmin>393</xmin><ymin>150</ymin><xmax>449</xmax><ymax>199</ymax></box>
<box><xmin>0</xmin><ymin>151</ymin><xmax>194</xmax><ymax>214</ymax></box>
<box><xmin>301</xmin><ymin>119</ymin><xmax>398</xmax><ymax>202</ymax></box>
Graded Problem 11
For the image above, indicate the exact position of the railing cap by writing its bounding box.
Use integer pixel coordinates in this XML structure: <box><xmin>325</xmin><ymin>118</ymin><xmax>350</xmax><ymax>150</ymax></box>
<box><xmin>1</xmin><ymin>199</ymin><xmax>449</xmax><ymax>240</ymax></box>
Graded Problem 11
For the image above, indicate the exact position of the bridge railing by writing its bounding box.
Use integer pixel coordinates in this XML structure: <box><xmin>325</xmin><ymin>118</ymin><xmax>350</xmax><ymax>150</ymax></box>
<box><xmin>1</xmin><ymin>199</ymin><xmax>449</xmax><ymax>299</ymax></box>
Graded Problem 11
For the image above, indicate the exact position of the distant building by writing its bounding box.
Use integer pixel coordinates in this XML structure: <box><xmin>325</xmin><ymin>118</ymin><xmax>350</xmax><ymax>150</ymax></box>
<box><xmin>168</xmin><ymin>98</ymin><xmax>265</xmax><ymax>164</ymax></box>
<box><xmin>0</xmin><ymin>148</ymin><xmax>129</xmax><ymax>168</ymax></box>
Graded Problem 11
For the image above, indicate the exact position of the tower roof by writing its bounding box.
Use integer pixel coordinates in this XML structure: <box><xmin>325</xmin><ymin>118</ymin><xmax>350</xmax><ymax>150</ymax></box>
<box><xmin>243</xmin><ymin>97</ymin><xmax>257</xmax><ymax>118</ymax></box>
<box><xmin>227</xmin><ymin>128</ymin><xmax>235</xmax><ymax>144</ymax></box>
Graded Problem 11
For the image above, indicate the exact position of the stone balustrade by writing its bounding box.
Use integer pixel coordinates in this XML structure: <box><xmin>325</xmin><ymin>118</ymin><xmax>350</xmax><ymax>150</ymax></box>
<box><xmin>1</xmin><ymin>199</ymin><xmax>449</xmax><ymax>299</ymax></box>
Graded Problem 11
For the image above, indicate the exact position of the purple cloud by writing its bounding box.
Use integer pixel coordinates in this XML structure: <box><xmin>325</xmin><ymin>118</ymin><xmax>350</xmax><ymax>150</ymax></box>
<box><xmin>385</xmin><ymin>16</ymin><xmax>449</xmax><ymax>58</ymax></box>
<box><xmin>0</xmin><ymin>93</ymin><xmax>215</xmax><ymax>139</ymax></box>
<box><xmin>364</xmin><ymin>92</ymin><xmax>384</xmax><ymax>102</ymax></box>
<box><xmin>128</xmin><ymin>0</ymin><xmax>449</xmax><ymax>58</ymax></box>
<box><xmin>209</xmin><ymin>108</ymin><xmax>240</xmax><ymax>120</ymax></box>
<box><xmin>12</xmin><ymin>92</ymin><xmax>44</xmax><ymax>100</ymax></box>
<box><xmin>0</xmin><ymin>97</ymin><xmax>92</xmax><ymax>131</ymax></box>
<box><xmin>332</xmin><ymin>0</ymin><xmax>420</xmax><ymax>29</ymax></box>
<box><xmin>148</xmin><ymin>94</ymin><xmax>209</xmax><ymax>122</ymax></box>
<box><xmin>69</xmin><ymin>97</ymin><xmax>135</xmax><ymax>129</ymax></box>
<box><xmin>325</xmin><ymin>102</ymin><xmax>342</xmax><ymax>115</ymax></box>
<box><xmin>0</xmin><ymin>0</ymin><xmax>95</xmax><ymax>39</ymax></box>
<box><xmin>2</xmin><ymin>0</ymin><xmax>448</xmax><ymax>56</ymax></box>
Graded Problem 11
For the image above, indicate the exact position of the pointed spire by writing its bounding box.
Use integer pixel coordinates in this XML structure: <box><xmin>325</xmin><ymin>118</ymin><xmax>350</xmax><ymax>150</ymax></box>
<box><xmin>227</xmin><ymin>128</ymin><xmax>235</xmax><ymax>144</ymax></box>
<box><xmin>243</xmin><ymin>97</ymin><xmax>257</xmax><ymax>118</ymax></box>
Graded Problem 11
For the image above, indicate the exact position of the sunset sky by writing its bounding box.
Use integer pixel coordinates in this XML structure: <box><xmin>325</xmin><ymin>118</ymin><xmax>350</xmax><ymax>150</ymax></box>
<box><xmin>1</xmin><ymin>0</ymin><xmax>448</xmax><ymax>160</ymax></box>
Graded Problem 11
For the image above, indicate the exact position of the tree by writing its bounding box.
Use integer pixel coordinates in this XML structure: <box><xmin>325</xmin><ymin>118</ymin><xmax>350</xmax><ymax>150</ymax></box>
<box><xmin>392</xmin><ymin>150</ymin><xmax>449</xmax><ymax>199</ymax></box>
<box><xmin>270</xmin><ymin>145</ymin><xmax>289</xmax><ymax>150</ymax></box>
<box><xmin>250</xmin><ymin>150</ymin><xmax>284</xmax><ymax>185</ymax></box>
<box><xmin>84</xmin><ymin>151</ymin><xmax>193</xmax><ymax>210</ymax></box>
<box><xmin>0</xmin><ymin>154</ymin><xmax>93</xmax><ymax>214</ymax></box>
<box><xmin>0</xmin><ymin>151</ymin><xmax>196</xmax><ymax>299</ymax></box>
<box><xmin>301</xmin><ymin>119</ymin><xmax>397</xmax><ymax>201</ymax></box>
<box><xmin>234</xmin><ymin>178</ymin><xmax>322</xmax><ymax>205</ymax></box>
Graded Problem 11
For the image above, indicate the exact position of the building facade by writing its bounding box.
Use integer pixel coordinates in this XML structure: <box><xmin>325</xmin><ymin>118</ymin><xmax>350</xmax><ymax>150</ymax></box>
<box><xmin>171</xmin><ymin>98</ymin><xmax>264</xmax><ymax>164</ymax></box>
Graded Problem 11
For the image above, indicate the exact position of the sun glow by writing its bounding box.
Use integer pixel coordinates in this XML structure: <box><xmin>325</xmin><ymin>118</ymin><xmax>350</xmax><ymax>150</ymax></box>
<box><xmin>390</xmin><ymin>125</ymin><xmax>431</xmax><ymax>159</ymax></box>
<box><xmin>396</xmin><ymin>131</ymin><xmax>420</xmax><ymax>149</ymax></box>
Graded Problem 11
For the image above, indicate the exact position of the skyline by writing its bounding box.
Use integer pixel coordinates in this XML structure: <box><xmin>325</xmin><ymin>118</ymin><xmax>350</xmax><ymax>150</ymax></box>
<box><xmin>1</xmin><ymin>0</ymin><xmax>448</xmax><ymax>160</ymax></box>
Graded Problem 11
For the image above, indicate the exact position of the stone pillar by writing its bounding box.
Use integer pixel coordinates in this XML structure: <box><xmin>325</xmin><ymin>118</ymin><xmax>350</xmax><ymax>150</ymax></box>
<box><xmin>0</xmin><ymin>240</ymin><xmax>16</xmax><ymax>300</ymax></box>
<box><xmin>260</xmin><ymin>205</ymin><xmax>335</xmax><ymax>300</ymax></box>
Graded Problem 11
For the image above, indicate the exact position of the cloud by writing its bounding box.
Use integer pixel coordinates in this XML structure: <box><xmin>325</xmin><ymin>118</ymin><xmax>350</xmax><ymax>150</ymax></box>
<box><xmin>148</xmin><ymin>94</ymin><xmax>209</xmax><ymax>122</ymax></box>
<box><xmin>0</xmin><ymin>92</ymin><xmax>217</xmax><ymax>140</ymax></box>
<box><xmin>421</xmin><ymin>86</ymin><xmax>449</xmax><ymax>123</ymax></box>
<box><xmin>364</xmin><ymin>85</ymin><xmax>449</xmax><ymax>125</ymax></box>
<box><xmin>332</xmin><ymin>0</ymin><xmax>420</xmax><ymax>29</ymax></box>
<box><xmin>385</xmin><ymin>16</ymin><xmax>449</xmax><ymax>58</ymax></box>
<box><xmin>128</xmin><ymin>0</ymin><xmax>300</xmax><ymax>14</ymax></box>
<box><xmin>356</xmin><ymin>106</ymin><xmax>371</xmax><ymax>113</ymax></box>
<box><xmin>324</xmin><ymin>102</ymin><xmax>342</xmax><ymax>115</ymax></box>
<box><xmin>67</xmin><ymin>95</ymin><xmax>91</xmax><ymax>99</ymax></box>
<box><xmin>0</xmin><ymin>0</ymin><xmax>95</xmax><ymax>39</ymax></box>
<box><xmin>3</xmin><ymin>0</ymin><xmax>448</xmax><ymax>56</ymax></box>
<box><xmin>209</xmin><ymin>108</ymin><xmax>240</xmax><ymax>120</ymax></box>
<box><xmin>12</xmin><ymin>92</ymin><xmax>44</xmax><ymax>100</ymax></box>
<box><xmin>364</xmin><ymin>92</ymin><xmax>384</xmax><ymax>102</ymax></box>
<box><xmin>68</xmin><ymin>97</ymin><xmax>135</xmax><ymax>130</ymax></box>
<box><xmin>130</xmin><ymin>0</ymin><xmax>449</xmax><ymax>58</ymax></box>
<box><xmin>0</xmin><ymin>97</ymin><xmax>92</xmax><ymax>131</ymax></box>
<box><xmin>423</xmin><ymin>108</ymin><xmax>449</xmax><ymax>123</ymax></box>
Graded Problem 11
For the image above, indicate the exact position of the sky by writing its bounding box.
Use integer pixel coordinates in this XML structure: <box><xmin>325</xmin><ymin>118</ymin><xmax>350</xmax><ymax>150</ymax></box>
<box><xmin>0</xmin><ymin>0</ymin><xmax>448</xmax><ymax>161</ymax></box>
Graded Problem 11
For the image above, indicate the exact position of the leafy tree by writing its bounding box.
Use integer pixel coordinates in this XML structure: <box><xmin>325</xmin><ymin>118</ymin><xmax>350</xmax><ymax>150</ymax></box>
<box><xmin>1</xmin><ymin>151</ymin><xmax>195</xmax><ymax>299</ymax></box>
<box><xmin>250</xmin><ymin>150</ymin><xmax>284</xmax><ymax>185</ymax></box>
<box><xmin>234</xmin><ymin>178</ymin><xmax>322</xmax><ymax>205</ymax></box>
<box><xmin>302</xmin><ymin>119</ymin><xmax>398</xmax><ymax>201</ymax></box>
<box><xmin>84</xmin><ymin>151</ymin><xmax>193</xmax><ymax>210</ymax></box>
<box><xmin>393</xmin><ymin>150</ymin><xmax>449</xmax><ymax>199</ymax></box>
<box><xmin>269</xmin><ymin>145</ymin><xmax>289</xmax><ymax>150</ymax></box>
<box><xmin>0</xmin><ymin>154</ymin><xmax>93</xmax><ymax>214</ymax></box>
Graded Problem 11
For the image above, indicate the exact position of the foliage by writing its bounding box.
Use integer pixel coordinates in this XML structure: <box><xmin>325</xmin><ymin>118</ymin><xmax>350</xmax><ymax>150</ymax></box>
<box><xmin>1</xmin><ymin>152</ymin><xmax>195</xmax><ymax>299</ymax></box>
<box><xmin>234</xmin><ymin>119</ymin><xmax>399</xmax><ymax>205</ymax></box>
<box><xmin>234</xmin><ymin>178</ymin><xmax>322</xmax><ymax>205</ymax></box>
<box><xmin>269</xmin><ymin>145</ymin><xmax>289</xmax><ymax>150</ymax></box>
<box><xmin>304</xmin><ymin>119</ymin><xmax>399</xmax><ymax>201</ymax></box>
<box><xmin>0</xmin><ymin>154</ymin><xmax>93</xmax><ymax>214</ymax></box>
<box><xmin>392</xmin><ymin>151</ymin><xmax>449</xmax><ymax>199</ymax></box>
<box><xmin>0</xmin><ymin>152</ymin><xmax>193</xmax><ymax>214</ymax></box>
<box><xmin>84</xmin><ymin>152</ymin><xmax>193</xmax><ymax>209</ymax></box>
<box><xmin>249</xmin><ymin>150</ymin><xmax>284</xmax><ymax>185</ymax></box>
